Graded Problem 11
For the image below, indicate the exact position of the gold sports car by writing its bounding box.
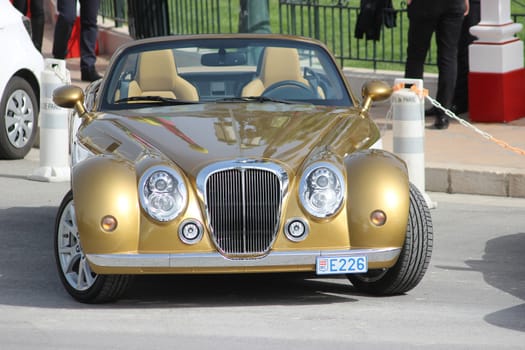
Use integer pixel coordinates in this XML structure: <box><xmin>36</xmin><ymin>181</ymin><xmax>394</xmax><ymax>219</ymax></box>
<box><xmin>53</xmin><ymin>34</ymin><xmax>433</xmax><ymax>303</ymax></box>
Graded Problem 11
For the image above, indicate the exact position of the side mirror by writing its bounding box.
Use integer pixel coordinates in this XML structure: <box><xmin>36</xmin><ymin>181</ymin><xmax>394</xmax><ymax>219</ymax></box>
<box><xmin>360</xmin><ymin>80</ymin><xmax>392</xmax><ymax>113</ymax></box>
<box><xmin>53</xmin><ymin>85</ymin><xmax>88</xmax><ymax>119</ymax></box>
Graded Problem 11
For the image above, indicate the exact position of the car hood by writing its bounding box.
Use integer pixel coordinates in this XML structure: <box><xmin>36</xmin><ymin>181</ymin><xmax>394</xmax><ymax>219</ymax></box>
<box><xmin>78</xmin><ymin>103</ymin><xmax>378</xmax><ymax>176</ymax></box>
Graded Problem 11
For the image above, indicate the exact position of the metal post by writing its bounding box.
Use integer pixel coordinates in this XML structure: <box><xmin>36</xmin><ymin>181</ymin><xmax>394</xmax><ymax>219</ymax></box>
<box><xmin>29</xmin><ymin>59</ymin><xmax>71</xmax><ymax>183</ymax></box>
<box><xmin>391</xmin><ymin>78</ymin><xmax>435</xmax><ymax>208</ymax></box>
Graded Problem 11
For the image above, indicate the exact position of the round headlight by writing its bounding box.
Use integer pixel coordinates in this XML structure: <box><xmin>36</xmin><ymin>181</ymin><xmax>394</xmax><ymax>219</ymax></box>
<box><xmin>299</xmin><ymin>163</ymin><xmax>345</xmax><ymax>218</ymax></box>
<box><xmin>139</xmin><ymin>166</ymin><xmax>187</xmax><ymax>222</ymax></box>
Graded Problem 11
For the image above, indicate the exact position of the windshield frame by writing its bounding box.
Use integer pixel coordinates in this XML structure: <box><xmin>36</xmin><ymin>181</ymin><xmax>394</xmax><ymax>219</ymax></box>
<box><xmin>98</xmin><ymin>36</ymin><xmax>355</xmax><ymax>111</ymax></box>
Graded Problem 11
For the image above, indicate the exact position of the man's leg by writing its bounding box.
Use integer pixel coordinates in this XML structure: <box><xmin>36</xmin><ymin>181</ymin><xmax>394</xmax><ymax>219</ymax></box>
<box><xmin>404</xmin><ymin>9</ymin><xmax>437</xmax><ymax>80</ymax></box>
<box><xmin>52</xmin><ymin>0</ymin><xmax>77</xmax><ymax>59</ymax></box>
<box><xmin>433</xmin><ymin>11</ymin><xmax>464</xmax><ymax>128</ymax></box>
<box><xmin>453</xmin><ymin>0</ymin><xmax>481</xmax><ymax>114</ymax></box>
<box><xmin>30</xmin><ymin>0</ymin><xmax>45</xmax><ymax>52</ymax></box>
<box><xmin>435</xmin><ymin>12</ymin><xmax>465</xmax><ymax>111</ymax></box>
<box><xmin>79</xmin><ymin>0</ymin><xmax>101</xmax><ymax>80</ymax></box>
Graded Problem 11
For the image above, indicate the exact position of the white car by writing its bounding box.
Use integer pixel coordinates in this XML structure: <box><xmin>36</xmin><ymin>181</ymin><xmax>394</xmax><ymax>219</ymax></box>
<box><xmin>0</xmin><ymin>0</ymin><xmax>44</xmax><ymax>159</ymax></box>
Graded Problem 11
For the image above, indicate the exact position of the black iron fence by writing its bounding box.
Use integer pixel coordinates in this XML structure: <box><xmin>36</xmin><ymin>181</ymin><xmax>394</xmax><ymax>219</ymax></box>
<box><xmin>98</xmin><ymin>0</ymin><xmax>525</xmax><ymax>71</ymax></box>
<box><xmin>99</xmin><ymin>0</ymin><xmax>238</xmax><ymax>34</ymax></box>
<box><xmin>278</xmin><ymin>0</ymin><xmax>409</xmax><ymax>71</ymax></box>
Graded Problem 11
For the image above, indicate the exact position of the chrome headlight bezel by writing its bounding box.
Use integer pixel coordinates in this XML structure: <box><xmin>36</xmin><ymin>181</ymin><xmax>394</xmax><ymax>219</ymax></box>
<box><xmin>139</xmin><ymin>166</ymin><xmax>188</xmax><ymax>222</ymax></box>
<box><xmin>299</xmin><ymin>162</ymin><xmax>345</xmax><ymax>218</ymax></box>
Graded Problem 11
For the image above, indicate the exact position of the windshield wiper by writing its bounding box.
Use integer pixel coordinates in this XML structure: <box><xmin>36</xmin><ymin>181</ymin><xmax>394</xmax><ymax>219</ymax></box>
<box><xmin>214</xmin><ymin>96</ymin><xmax>293</xmax><ymax>104</ymax></box>
<box><xmin>115</xmin><ymin>96</ymin><xmax>199</xmax><ymax>105</ymax></box>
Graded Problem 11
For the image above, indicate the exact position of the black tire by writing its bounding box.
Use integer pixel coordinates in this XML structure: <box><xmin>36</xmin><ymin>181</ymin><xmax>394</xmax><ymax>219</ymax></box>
<box><xmin>0</xmin><ymin>76</ymin><xmax>38</xmax><ymax>159</ymax></box>
<box><xmin>54</xmin><ymin>190</ymin><xmax>133</xmax><ymax>303</ymax></box>
<box><xmin>348</xmin><ymin>183</ymin><xmax>433</xmax><ymax>295</ymax></box>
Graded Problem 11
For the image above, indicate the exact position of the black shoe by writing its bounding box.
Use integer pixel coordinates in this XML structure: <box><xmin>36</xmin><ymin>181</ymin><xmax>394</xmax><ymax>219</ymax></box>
<box><xmin>425</xmin><ymin>107</ymin><xmax>440</xmax><ymax>116</ymax></box>
<box><xmin>432</xmin><ymin>115</ymin><xmax>449</xmax><ymax>130</ymax></box>
<box><xmin>81</xmin><ymin>68</ymin><xmax>102</xmax><ymax>82</ymax></box>
<box><xmin>451</xmin><ymin>104</ymin><xmax>468</xmax><ymax>115</ymax></box>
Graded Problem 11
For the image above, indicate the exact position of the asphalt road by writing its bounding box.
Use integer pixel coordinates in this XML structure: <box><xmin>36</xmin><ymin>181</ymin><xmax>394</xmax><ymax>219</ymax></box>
<box><xmin>0</xmin><ymin>151</ymin><xmax>524</xmax><ymax>349</ymax></box>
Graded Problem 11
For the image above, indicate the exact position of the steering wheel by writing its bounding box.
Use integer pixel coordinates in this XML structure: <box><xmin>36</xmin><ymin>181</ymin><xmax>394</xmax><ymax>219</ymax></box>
<box><xmin>262</xmin><ymin>80</ymin><xmax>317</xmax><ymax>100</ymax></box>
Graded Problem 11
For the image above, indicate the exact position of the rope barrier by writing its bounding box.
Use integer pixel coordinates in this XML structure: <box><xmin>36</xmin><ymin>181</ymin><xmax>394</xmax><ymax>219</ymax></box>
<box><xmin>391</xmin><ymin>82</ymin><xmax>525</xmax><ymax>157</ymax></box>
<box><xmin>425</xmin><ymin>96</ymin><xmax>525</xmax><ymax>156</ymax></box>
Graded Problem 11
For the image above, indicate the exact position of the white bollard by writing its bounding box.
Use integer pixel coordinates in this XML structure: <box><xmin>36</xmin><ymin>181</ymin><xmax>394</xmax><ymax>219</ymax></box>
<box><xmin>391</xmin><ymin>78</ymin><xmax>435</xmax><ymax>208</ymax></box>
<box><xmin>28</xmin><ymin>59</ymin><xmax>71</xmax><ymax>182</ymax></box>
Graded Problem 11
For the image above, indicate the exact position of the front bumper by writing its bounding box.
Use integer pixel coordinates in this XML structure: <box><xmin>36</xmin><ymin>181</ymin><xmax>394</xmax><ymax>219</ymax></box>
<box><xmin>87</xmin><ymin>247</ymin><xmax>401</xmax><ymax>274</ymax></box>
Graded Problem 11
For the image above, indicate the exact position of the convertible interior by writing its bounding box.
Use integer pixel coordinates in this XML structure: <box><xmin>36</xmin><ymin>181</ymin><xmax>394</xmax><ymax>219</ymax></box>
<box><xmin>107</xmin><ymin>38</ymin><xmax>349</xmax><ymax>107</ymax></box>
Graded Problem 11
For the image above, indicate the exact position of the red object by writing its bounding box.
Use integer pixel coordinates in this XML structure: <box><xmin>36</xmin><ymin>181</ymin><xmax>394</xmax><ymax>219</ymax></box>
<box><xmin>66</xmin><ymin>17</ymin><xmax>82</xmax><ymax>58</ymax></box>
<box><xmin>468</xmin><ymin>68</ymin><xmax>525</xmax><ymax>123</ymax></box>
<box><xmin>66</xmin><ymin>16</ymin><xmax>99</xmax><ymax>58</ymax></box>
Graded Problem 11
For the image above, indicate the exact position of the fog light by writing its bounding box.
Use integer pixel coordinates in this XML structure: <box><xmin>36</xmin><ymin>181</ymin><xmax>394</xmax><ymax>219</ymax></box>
<box><xmin>370</xmin><ymin>210</ymin><xmax>387</xmax><ymax>226</ymax></box>
<box><xmin>285</xmin><ymin>218</ymin><xmax>309</xmax><ymax>242</ymax></box>
<box><xmin>179</xmin><ymin>219</ymin><xmax>203</xmax><ymax>244</ymax></box>
<box><xmin>101</xmin><ymin>215</ymin><xmax>118</xmax><ymax>232</ymax></box>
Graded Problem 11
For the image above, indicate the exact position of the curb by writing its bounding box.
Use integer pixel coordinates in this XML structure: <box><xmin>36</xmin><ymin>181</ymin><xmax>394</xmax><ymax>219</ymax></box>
<box><xmin>426</xmin><ymin>163</ymin><xmax>525</xmax><ymax>198</ymax></box>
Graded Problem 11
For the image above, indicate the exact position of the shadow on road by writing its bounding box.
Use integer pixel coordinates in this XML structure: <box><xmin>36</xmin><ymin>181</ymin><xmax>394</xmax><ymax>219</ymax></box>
<box><xmin>0</xmin><ymin>206</ymin><xmax>365</xmax><ymax>309</ymax></box>
<box><xmin>119</xmin><ymin>273</ymin><xmax>360</xmax><ymax>308</ymax></box>
<box><xmin>466</xmin><ymin>232</ymin><xmax>525</xmax><ymax>332</ymax></box>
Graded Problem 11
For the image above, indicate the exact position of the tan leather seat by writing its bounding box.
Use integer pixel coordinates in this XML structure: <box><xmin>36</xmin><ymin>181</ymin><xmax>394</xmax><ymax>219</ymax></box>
<box><xmin>241</xmin><ymin>47</ymin><xmax>324</xmax><ymax>98</ymax></box>
<box><xmin>128</xmin><ymin>49</ymin><xmax>199</xmax><ymax>101</ymax></box>
<box><xmin>242</xmin><ymin>47</ymin><xmax>308</xmax><ymax>97</ymax></box>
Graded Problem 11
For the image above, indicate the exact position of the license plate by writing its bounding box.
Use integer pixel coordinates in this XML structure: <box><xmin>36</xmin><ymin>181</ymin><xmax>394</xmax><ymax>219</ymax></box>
<box><xmin>316</xmin><ymin>256</ymin><xmax>368</xmax><ymax>275</ymax></box>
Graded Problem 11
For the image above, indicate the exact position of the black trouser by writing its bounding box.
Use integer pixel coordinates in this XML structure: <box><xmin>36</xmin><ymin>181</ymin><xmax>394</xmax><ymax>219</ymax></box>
<box><xmin>52</xmin><ymin>0</ymin><xmax>101</xmax><ymax>71</ymax></box>
<box><xmin>454</xmin><ymin>0</ymin><xmax>481</xmax><ymax>111</ymax></box>
<box><xmin>404</xmin><ymin>1</ymin><xmax>465</xmax><ymax>113</ymax></box>
<box><xmin>13</xmin><ymin>0</ymin><xmax>45</xmax><ymax>51</ymax></box>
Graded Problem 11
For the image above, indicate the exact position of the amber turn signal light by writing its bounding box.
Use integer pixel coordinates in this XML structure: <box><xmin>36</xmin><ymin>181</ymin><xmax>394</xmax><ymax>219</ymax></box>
<box><xmin>370</xmin><ymin>210</ymin><xmax>387</xmax><ymax>226</ymax></box>
<box><xmin>101</xmin><ymin>215</ymin><xmax>118</xmax><ymax>232</ymax></box>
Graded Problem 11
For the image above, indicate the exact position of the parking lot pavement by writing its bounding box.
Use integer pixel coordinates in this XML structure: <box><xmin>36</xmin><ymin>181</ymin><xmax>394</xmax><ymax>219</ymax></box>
<box><xmin>0</xmin><ymin>149</ymin><xmax>69</xmax><ymax>209</ymax></box>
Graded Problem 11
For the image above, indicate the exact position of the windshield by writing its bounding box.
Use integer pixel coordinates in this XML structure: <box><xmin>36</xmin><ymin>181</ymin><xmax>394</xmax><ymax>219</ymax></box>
<box><xmin>101</xmin><ymin>37</ymin><xmax>353</xmax><ymax>110</ymax></box>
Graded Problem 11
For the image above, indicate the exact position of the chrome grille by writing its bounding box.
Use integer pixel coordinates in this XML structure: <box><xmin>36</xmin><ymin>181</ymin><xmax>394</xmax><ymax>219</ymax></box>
<box><xmin>205</xmin><ymin>167</ymin><xmax>282</xmax><ymax>256</ymax></box>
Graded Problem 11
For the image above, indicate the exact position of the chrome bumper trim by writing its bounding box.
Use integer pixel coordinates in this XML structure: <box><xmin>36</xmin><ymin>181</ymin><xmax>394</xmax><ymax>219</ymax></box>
<box><xmin>87</xmin><ymin>248</ymin><xmax>401</xmax><ymax>268</ymax></box>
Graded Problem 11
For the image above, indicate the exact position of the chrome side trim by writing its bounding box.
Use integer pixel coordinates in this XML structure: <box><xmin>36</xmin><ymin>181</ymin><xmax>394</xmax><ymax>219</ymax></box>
<box><xmin>86</xmin><ymin>247</ymin><xmax>401</xmax><ymax>268</ymax></box>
